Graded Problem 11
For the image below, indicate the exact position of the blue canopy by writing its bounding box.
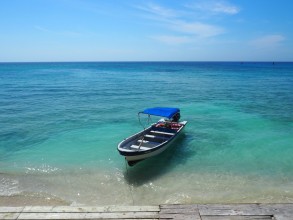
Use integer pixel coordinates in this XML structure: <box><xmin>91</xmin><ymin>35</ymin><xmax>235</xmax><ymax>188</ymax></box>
<box><xmin>140</xmin><ymin>107</ymin><xmax>180</xmax><ymax>119</ymax></box>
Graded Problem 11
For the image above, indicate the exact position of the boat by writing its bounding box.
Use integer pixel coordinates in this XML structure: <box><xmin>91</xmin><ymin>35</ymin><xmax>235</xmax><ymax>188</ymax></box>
<box><xmin>117</xmin><ymin>107</ymin><xmax>187</xmax><ymax>166</ymax></box>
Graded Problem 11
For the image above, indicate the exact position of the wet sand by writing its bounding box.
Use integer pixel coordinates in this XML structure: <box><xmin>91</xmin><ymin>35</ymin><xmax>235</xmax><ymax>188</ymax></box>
<box><xmin>0</xmin><ymin>195</ymin><xmax>70</xmax><ymax>206</ymax></box>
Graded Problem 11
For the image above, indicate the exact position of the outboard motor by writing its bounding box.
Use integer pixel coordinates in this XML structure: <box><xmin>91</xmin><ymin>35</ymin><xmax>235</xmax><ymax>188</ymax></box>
<box><xmin>172</xmin><ymin>112</ymin><xmax>180</xmax><ymax>122</ymax></box>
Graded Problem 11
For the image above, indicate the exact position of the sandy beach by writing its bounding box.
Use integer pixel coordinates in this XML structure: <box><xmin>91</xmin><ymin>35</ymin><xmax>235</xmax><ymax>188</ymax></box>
<box><xmin>0</xmin><ymin>194</ymin><xmax>70</xmax><ymax>206</ymax></box>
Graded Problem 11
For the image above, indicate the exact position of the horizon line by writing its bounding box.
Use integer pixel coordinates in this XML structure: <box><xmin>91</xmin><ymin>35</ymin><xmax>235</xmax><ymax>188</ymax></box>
<box><xmin>0</xmin><ymin>61</ymin><xmax>292</xmax><ymax>64</ymax></box>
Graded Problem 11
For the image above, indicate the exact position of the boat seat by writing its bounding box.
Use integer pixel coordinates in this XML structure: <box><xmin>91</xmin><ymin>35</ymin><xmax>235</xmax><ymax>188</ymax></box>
<box><xmin>150</xmin><ymin>130</ymin><xmax>175</xmax><ymax>136</ymax></box>
<box><xmin>137</xmin><ymin>139</ymin><xmax>160</xmax><ymax>145</ymax></box>
<box><xmin>152</xmin><ymin>126</ymin><xmax>176</xmax><ymax>133</ymax></box>
<box><xmin>130</xmin><ymin>144</ymin><xmax>151</xmax><ymax>151</ymax></box>
<box><xmin>144</xmin><ymin>134</ymin><xmax>169</xmax><ymax>140</ymax></box>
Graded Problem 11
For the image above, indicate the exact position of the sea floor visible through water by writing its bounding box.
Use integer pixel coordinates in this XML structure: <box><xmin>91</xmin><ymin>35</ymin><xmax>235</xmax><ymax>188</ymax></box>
<box><xmin>1</xmin><ymin>166</ymin><xmax>293</xmax><ymax>206</ymax></box>
<box><xmin>0</xmin><ymin>62</ymin><xmax>292</xmax><ymax>205</ymax></box>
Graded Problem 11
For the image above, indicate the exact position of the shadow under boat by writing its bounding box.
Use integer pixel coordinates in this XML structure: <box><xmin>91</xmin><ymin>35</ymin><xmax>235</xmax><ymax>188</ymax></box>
<box><xmin>123</xmin><ymin>133</ymin><xmax>195</xmax><ymax>186</ymax></box>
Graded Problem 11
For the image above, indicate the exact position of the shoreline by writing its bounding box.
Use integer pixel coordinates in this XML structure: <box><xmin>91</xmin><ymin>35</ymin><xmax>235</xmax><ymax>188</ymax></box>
<box><xmin>0</xmin><ymin>195</ymin><xmax>70</xmax><ymax>207</ymax></box>
<box><xmin>1</xmin><ymin>170</ymin><xmax>293</xmax><ymax>206</ymax></box>
<box><xmin>1</xmin><ymin>192</ymin><xmax>292</xmax><ymax>207</ymax></box>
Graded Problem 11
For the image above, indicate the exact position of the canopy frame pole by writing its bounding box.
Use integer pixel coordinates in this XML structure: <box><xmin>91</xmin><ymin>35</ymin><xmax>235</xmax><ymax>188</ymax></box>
<box><xmin>137</xmin><ymin>113</ymin><xmax>152</xmax><ymax>151</ymax></box>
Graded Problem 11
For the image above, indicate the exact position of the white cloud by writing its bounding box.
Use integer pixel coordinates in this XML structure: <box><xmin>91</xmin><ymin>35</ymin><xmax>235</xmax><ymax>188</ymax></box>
<box><xmin>34</xmin><ymin>25</ymin><xmax>81</xmax><ymax>37</ymax></box>
<box><xmin>151</xmin><ymin>35</ymin><xmax>192</xmax><ymax>45</ymax></box>
<box><xmin>170</xmin><ymin>21</ymin><xmax>224</xmax><ymax>37</ymax></box>
<box><xmin>250</xmin><ymin>35</ymin><xmax>285</xmax><ymax>48</ymax></box>
<box><xmin>135</xmin><ymin>3</ymin><xmax>179</xmax><ymax>19</ymax></box>
<box><xmin>135</xmin><ymin>3</ymin><xmax>179</xmax><ymax>22</ymax></box>
<box><xmin>34</xmin><ymin>26</ymin><xmax>51</xmax><ymax>33</ymax></box>
<box><xmin>189</xmin><ymin>0</ymin><xmax>240</xmax><ymax>15</ymax></box>
<box><xmin>136</xmin><ymin>3</ymin><xmax>224</xmax><ymax>39</ymax></box>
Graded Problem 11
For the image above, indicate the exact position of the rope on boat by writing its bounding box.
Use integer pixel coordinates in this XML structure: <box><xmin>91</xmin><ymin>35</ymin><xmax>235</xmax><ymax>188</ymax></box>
<box><xmin>125</xmin><ymin>159</ymin><xmax>134</xmax><ymax>205</ymax></box>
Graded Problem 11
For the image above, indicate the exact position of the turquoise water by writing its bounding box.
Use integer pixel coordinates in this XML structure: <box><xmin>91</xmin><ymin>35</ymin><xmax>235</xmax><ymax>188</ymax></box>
<box><xmin>0</xmin><ymin>62</ymin><xmax>292</xmax><ymax>205</ymax></box>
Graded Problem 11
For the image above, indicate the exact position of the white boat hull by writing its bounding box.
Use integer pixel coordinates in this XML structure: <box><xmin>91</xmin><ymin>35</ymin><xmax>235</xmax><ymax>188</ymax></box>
<box><xmin>118</xmin><ymin>120</ymin><xmax>187</xmax><ymax>166</ymax></box>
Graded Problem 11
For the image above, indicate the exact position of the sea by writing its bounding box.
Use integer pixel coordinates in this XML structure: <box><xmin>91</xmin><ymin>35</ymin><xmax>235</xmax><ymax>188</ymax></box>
<box><xmin>0</xmin><ymin>62</ymin><xmax>292</xmax><ymax>205</ymax></box>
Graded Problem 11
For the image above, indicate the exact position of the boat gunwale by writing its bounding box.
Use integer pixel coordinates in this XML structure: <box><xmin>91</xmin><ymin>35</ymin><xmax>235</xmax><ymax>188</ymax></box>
<box><xmin>117</xmin><ymin>121</ymin><xmax>187</xmax><ymax>156</ymax></box>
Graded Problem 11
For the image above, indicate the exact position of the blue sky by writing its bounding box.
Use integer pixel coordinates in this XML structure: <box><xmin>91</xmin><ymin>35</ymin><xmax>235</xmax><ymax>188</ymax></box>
<box><xmin>0</xmin><ymin>0</ymin><xmax>292</xmax><ymax>61</ymax></box>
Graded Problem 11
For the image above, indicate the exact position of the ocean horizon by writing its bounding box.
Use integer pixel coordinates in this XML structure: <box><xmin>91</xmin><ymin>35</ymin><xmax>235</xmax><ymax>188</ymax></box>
<box><xmin>0</xmin><ymin>61</ymin><xmax>292</xmax><ymax>205</ymax></box>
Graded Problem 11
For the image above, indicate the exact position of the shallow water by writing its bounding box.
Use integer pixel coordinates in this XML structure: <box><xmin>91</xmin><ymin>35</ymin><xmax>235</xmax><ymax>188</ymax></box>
<box><xmin>0</xmin><ymin>62</ymin><xmax>292</xmax><ymax>205</ymax></box>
